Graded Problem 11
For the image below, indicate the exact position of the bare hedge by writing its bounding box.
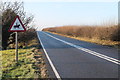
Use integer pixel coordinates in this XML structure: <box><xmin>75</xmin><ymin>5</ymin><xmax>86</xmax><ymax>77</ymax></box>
<box><xmin>43</xmin><ymin>25</ymin><xmax>119</xmax><ymax>41</ymax></box>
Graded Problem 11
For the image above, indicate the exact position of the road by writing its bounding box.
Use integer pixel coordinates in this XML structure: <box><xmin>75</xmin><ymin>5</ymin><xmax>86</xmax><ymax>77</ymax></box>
<box><xmin>37</xmin><ymin>31</ymin><xmax>119</xmax><ymax>79</ymax></box>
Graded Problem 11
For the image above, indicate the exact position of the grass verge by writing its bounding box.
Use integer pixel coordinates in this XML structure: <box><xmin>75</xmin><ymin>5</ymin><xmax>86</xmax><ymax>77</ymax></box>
<box><xmin>2</xmin><ymin>49</ymin><xmax>37</xmax><ymax>78</ymax></box>
<box><xmin>1</xmin><ymin>37</ymin><xmax>48</xmax><ymax>79</ymax></box>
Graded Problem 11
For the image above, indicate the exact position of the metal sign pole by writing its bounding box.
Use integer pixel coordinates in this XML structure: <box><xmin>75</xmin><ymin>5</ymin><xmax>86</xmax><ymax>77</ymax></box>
<box><xmin>15</xmin><ymin>32</ymin><xmax>18</xmax><ymax>63</ymax></box>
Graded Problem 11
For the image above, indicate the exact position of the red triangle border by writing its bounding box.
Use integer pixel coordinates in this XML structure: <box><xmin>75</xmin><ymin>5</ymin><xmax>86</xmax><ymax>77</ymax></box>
<box><xmin>8</xmin><ymin>15</ymin><xmax>26</xmax><ymax>32</ymax></box>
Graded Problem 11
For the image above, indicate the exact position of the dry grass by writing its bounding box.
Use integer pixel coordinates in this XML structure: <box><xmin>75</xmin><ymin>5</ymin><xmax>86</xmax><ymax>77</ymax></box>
<box><xmin>43</xmin><ymin>25</ymin><xmax>120</xmax><ymax>47</ymax></box>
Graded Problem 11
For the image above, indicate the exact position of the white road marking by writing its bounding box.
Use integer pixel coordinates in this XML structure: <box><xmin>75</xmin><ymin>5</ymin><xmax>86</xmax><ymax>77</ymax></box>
<box><xmin>37</xmin><ymin>32</ymin><xmax>61</xmax><ymax>79</ymax></box>
<box><xmin>43</xmin><ymin>32</ymin><xmax>120</xmax><ymax>65</ymax></box>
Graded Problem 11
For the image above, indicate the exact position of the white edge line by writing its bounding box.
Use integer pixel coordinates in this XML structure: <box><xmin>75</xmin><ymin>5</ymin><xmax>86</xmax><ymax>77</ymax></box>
<box><xmin>43</xmin><ymin>32</ymin><xmax>120</xmax><ymax>65</ymax></box>
<box><xmin>37</xmin><ymin>31</ymin><xmax>61</xmax><ymax>79</ymax></box>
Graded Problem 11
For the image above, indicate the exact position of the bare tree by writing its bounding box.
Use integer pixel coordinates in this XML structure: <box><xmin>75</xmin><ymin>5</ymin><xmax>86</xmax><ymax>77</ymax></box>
<box><xmin>1</xmin><ymin>1</ymin><xmax>34</xmax><ymax>49</ymax></box>
<box><xmin>2</xmin><ymin>2</ymin><xmax>34</xmax><ymax>28</ymax></box>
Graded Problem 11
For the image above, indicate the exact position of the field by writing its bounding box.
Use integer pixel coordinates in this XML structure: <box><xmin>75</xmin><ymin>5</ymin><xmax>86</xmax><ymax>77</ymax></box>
<box><xmin>43</xmin><ymin>25</ymin><xmax>120</xmax><ymax>47</ymax></box>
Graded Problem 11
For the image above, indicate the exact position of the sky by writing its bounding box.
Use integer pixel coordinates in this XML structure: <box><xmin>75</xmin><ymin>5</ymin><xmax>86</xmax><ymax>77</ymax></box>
<box><xmin>3</xmin><ymin>0</ymin><xmax>119</xmax><ymax>30</ymax></box>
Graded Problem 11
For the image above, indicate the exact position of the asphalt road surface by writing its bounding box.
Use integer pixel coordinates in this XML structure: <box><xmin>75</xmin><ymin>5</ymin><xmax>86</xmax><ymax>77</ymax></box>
<box><xmin>37</xmin><ymin>31</ymin><xmax>119</xmax><ymax>79</ymax></box>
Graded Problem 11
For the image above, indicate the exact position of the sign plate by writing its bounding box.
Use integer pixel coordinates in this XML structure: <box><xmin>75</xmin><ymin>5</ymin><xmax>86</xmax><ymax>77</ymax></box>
<box><xmin>9</xmin><ymin>16</ymin><xmax>26</xmax><ymax>32</ymax></box>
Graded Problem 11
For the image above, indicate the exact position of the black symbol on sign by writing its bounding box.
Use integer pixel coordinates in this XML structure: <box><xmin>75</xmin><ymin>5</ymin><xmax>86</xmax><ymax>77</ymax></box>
<box><xmin>14</xmin><ymin>23</ymin><xmax>20</xmax><ymax>28</ymax></box>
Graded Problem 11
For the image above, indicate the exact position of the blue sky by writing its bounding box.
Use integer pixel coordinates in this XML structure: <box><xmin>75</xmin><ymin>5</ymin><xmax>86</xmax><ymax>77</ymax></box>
<box><xmin>24</xmin><ymin>2</ymin><xmax>118</xmax><ymax>30</ymax></box>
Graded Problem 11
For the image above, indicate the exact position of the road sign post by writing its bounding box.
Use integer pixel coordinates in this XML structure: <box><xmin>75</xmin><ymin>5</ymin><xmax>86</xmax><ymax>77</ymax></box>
<box><xmin>15</xmin><ymin>32</ymin><xmax>18</xmax><ymax>62</ymax></box>
<box><xmin>8</xmin><ymin>15</ymin><xmax>26</xmax><ymax>63</ymax></box>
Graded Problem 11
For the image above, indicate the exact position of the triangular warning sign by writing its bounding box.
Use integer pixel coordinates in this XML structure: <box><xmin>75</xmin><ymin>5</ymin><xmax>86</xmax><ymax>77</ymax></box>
<box><xmin>9</xmin><ymin>16</ymin><xmax>26</xmax><ymax>32</ymax></box>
